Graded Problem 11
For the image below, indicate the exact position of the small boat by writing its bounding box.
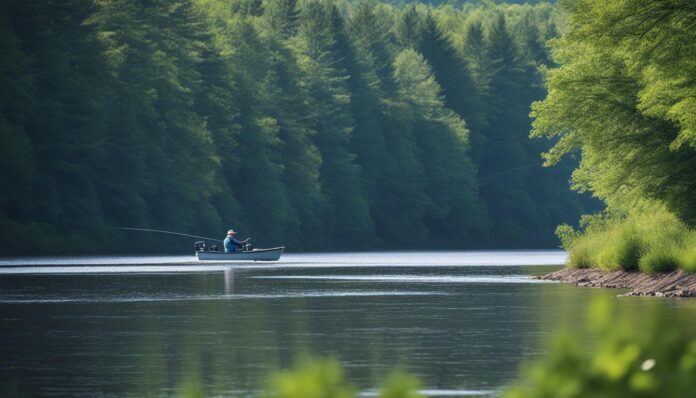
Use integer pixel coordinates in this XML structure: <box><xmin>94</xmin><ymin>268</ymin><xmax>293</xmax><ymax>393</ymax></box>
<box><xmin>195</xmin><ymin>247</ymin><xmax>284</xmax><ymax>261</ymax></box>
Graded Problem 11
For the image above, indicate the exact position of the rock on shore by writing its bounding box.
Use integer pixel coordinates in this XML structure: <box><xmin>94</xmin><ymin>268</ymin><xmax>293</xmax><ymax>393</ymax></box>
<box><xmin>532</xmin><ymin>268</ymin><xmax>696</xmax><ymax>297</ymax></box>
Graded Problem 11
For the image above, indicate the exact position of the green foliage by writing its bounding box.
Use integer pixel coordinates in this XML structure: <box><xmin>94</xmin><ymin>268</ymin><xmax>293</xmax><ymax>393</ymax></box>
<box><xmin>261</xmin><ymin>359</ymin><xmax>355</xmax><ymax>398</ymax></box>
<box><xmin>679</xmin><ymin>244</ymin><xmax>696</xmax><ymax>273</ymax></box>
<box><xmin>533</xmin><ymin>0</ymin><xmax>696</xmax><ymax>272</ymax></box>
<box><xmin>254</xmin><ymin>298</ymin><xmax>696</xmax><ymax>398</ymax></box>
<box><xmin>565</xmin><ymin>235</ymin><xmax>597</xmax><ymax>269</ymax></box>
<box><xmin>378</xmin><ymin>371</ymin><xmax>423</xmax><ymax>398</ymax></box>
<box><xmin>258</xmin><ymin>358</ymin><xmax>423</xmax><ymax>398</ymax></box>
<box><xmin>554</xmin><ymin>223</ymin><xmax>577</xmax><ymax>249</ymax></box>
<box><xmin>0</xmin><ymin>0</ymin><xmax>592</xmax><ymax>254</ymax></box>
<box><xmin>638</xmin><ymin>243</ymin><xmax>679</xmax><ymax>274</ymax></box>
<box><xmin>531</xmin><ymin>0</ymin><xmax>696</xmax><ymax>226</ymax></box>
<box><xmin>595</xmin><ymin>226</ymin><xmax>641</xmax><ymax>272</ymax></box>
<box><xmin>234</xmin><ymin>297</ymin><xmax>696</xmax><ymax>398</ymax></box>
<box><xmin>562</xmin><ymin>207</ymin><xmax>696</xmax><ymax>273</ymax></box>
<box><xmin>503</xmin><ymin>297</ymin><xmax>696</xmax><ymax>398</ymax></box>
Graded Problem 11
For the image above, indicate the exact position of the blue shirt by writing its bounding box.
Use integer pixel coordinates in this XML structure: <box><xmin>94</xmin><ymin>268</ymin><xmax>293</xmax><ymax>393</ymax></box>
<box><xmin>224</xmin><ymin>236</ymin><xmax>243</xmax><ymax>252</ymax></box>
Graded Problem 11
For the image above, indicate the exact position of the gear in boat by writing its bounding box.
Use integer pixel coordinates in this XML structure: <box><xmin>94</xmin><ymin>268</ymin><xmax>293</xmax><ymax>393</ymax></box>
<box><xmin>194</xmin><ymin>232</ymin><xmax>284</xmax><ymax>261</ymax></box>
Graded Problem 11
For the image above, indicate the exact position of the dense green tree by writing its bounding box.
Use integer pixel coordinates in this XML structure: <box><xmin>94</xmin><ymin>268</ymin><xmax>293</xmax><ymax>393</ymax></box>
<box><xmin>0</xmin><ymin>8</ymin><xmax>41</xmax><ymax>250</ymax></box>
<box><xmin>476</xmin><ymin>15</ymin><xmax>538</xmax><ymax>243</ymax></box>
<box><xmin>462</xmin><ymin>20</ymin><xmax>488</xmax><ymax>98</ymax></box>
<box><xmin>394</xmin><ymin>49</ymin><xmax>485</xmax><ymax>245</ymax></box>
<box><xmin>533</xmin><ymin>0</ymin><xmax>696</xmax><ymax>226</ymax></box>
<box><xmin>474</xmin><ymin>12</ymin><xmax>587</xmax><ymax>246</ymax></box>
<box><xmin>347</xmin><ymin>4</ymin><xmax>432</xmax><ymax>246</ymax></box>
<box><xmin>395</xmin><ymin>5</ymin><xmax>421</xmax><ymax>49</ymax></box>
<box><xmin>90</xmin><ymin>0</ymin><xmax>222</xmax><ymax>240</ymax></box>
<box><xmin>193</xmin><ymin>9</ymin><xmax>248</xmax><ymax>240</ymax></box>
<box><xmin>0</xmin><ymin>0</ymin><xmax>117</xmax><ymax>252</ymax></box>
<box><xmin>262</xmin><ymin>0</ymin><xmax>328</xmax><ymax>248</ymax></box>
<box><xmin>222</xmin><ymin>18</ymin><xmax>298</xmax><ymax>246</ymax></box>
<box><xmin>0</xmin><ymin>10</ymin><xmax>35</xmax><ymax>222</ymax></box>
<box><xmin>294</xmin><ymin>2</ymin><xmax>376</xmax><ymax>247</ymax></box>
<box><xmin>264</xmin><ymin>0</ymin><xmax>301</xmax><ymax>39</ymax></box>
<box><xmin>416</xmin><ymin>12</ymin><xmax>484</xmax><ymax>133</ymax></box>
<box><xmin>0</xmin><ymin>0</ymin><xmax>595</xmax><ymax>254</ymax></box>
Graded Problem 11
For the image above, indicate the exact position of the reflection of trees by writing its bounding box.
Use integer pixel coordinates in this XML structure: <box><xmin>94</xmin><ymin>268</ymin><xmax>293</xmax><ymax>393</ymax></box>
<box><xmin>15</xmin><ymin>268</ymin><xmax>696</xmax><ymax>397</ymax></box>
<box><xmin>531</xmin><ymin>279</ymin><xmax>696</xmax><ymax>353</ymax></box>
<box><xmin>114</xmin><ymin>271</ymin><xmax>536</xmax><ymax>394</ymax></box>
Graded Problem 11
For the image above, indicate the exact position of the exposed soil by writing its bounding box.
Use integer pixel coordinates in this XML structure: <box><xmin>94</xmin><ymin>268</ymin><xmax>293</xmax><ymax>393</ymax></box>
<box><xmin>532</xmin><ymin>268</ymin><xmax>696</xmax><ymax>297</ymax></box>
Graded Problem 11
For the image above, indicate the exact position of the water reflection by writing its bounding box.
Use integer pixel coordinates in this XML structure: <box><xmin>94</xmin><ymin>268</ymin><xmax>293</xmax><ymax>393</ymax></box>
<box><xmin>0</xmin><ymin>252</ymin><xmax>695</xmax><ymax>397</ymax></box>
<box><xmin>224</xmin><ymin>268</ymin><xmax>235</xmax><ymax>295</ymax></box>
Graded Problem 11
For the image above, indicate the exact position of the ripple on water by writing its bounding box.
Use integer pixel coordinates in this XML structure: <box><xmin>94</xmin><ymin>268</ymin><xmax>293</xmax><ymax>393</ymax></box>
<box><xmin>251</xmin><ymin>275</ymin><xmax>546</xmax><ymax>284</ymax></box>
<box><xmin>0</xmin><ymin>290</ymin><xmax>448</xmax><ymax>304</ymax></box>
<box><xmin>0</xmin><ymin>250</ymin><xmax>567</xmax><ymax>272</ymax></box>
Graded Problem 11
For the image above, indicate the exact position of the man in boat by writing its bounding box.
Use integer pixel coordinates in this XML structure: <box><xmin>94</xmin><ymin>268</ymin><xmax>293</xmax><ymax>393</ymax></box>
<box><xmin>224</xmin><ymin>229</ymin><xmax>249</xmax><ymax>253</ymax></box>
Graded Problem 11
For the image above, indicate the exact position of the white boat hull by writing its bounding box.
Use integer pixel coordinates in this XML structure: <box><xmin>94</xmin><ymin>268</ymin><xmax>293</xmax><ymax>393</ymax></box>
<box><xmin>195</xmin><ymin>247</ymin><xmax>284</xmax><ymax>261</ymax></box>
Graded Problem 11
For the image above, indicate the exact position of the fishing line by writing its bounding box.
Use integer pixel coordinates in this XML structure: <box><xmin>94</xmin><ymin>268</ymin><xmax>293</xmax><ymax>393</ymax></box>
<box><xmin>114</xmin><ymin>227</ymin><xmax>223</xmax><ymax>242</ymax></box>
<box><xmin>478</xmin><ymin>163</ymin><xmax>544</xmax><ymax>185</ymax></box>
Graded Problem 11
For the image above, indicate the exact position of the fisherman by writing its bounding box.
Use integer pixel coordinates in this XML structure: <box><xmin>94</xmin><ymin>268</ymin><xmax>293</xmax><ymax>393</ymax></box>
<box><xmin>224</xmin><ymin>229</ymin><xmax>249</xmax><ymax>253</ymax></box>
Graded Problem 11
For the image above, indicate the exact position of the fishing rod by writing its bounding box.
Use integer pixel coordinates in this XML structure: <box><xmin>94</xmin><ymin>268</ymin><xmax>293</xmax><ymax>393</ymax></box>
<box><xmin>114</xmin><ymin>227</ymin><xmax>223</xmax><ymax>242</ymax></box>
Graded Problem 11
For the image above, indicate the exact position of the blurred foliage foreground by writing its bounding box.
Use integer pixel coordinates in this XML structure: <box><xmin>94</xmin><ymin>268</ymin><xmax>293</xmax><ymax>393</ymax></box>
<box><xmin>188</xmin><ymin>297</ymin><xmax>696</xmax><ymax>398</ymax></box>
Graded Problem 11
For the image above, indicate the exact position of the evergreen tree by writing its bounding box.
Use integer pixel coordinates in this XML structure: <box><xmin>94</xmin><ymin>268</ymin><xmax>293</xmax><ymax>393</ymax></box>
<box><xmin>221</xmin><ymin>17</ymin><xmax>295</xmax><ymax>246</ymax></box>
<box><xmin>0</xmin><ymin>0</ymin><xmax>598</xmax><ymax>254</ymax></box>
<box><xmin>0</xmin><ymin>7</ymin><xmax>39</xmax><ymax>248</ymax></box>
<box><xmin>394</xmin><ymin>49</ymin><xmax>485</xmax><ymax>245</ymax></box>
<box><xmin>416</xmin><ymin>12</ymin><xmax>483</xmax><ymax>133</ymax></box>
<box><xmin>90</xmin><ymin>0</ymin><xmax>221</xmax><ymax>237</ymax></box>
<box><xmin>395</xmin><ymin>5</ymin><xmax>422</xmax><ymax>49</ymax></box>
<box><xmin>295</xmin><ymin>2</ymin><xmax>376</xmax><ymax>247</ymax></box>
<box><xmin>346</xmin><ymin>2</ymin><xmax>429</xmax><ymax>245</ymax></box>
<box><xmin>478</xmin><ymin>14</ymin><xmax>541</xmax><ymax>244</ymax></box>
<box><xmin>263</xmin><ymin>0</ymin><xmax>327</xmax><ymax>248</ymax></box>
<box><xmin>193</xmin><ymin>10</ymin><xmax>247</xmax><ymax>239</ymax></box>
<box><xmin>264</xmin><ymin>0</ymin><xmax>300</xmax><ymax>40</ymax></box>
<box><xmin>462</xmin><ymin>20</ymin><xmax>488</xmax><ymax>92</ymax></box>
<box><xmin>1</xmin><ymin>0</ymin><xmax>114</xmax><ymax>253</ymax></box>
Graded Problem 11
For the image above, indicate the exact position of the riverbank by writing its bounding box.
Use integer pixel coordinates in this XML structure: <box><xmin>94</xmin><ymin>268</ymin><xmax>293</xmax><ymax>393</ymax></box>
<box><xmin>533</xmin><ymin>268</ymin><xmax>696</xmax><ymax>297</ymax></box>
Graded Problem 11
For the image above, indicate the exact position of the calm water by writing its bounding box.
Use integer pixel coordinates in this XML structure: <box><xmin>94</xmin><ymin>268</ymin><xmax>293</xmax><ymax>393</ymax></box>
<box><xmin>1</xmin><ymin>251</ymin><xmax>695</xmax><ymax>397</ymax></box>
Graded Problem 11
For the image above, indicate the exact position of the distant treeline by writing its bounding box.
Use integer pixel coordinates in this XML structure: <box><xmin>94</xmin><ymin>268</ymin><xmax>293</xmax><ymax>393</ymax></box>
<box><xmin>0</xmin><ymin>0</ymin><xmax>596</xmax><ymax>254</ymax></box>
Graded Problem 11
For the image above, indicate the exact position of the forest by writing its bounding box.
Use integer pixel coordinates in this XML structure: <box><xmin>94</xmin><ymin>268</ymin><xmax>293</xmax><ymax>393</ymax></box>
<box><xmin>0</xmin><ymin>0</ymin><xmax>596</xmax><ymax>254</ymax></box>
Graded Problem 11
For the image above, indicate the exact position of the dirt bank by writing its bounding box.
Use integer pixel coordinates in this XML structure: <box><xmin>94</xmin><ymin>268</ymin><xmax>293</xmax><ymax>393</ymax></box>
<box><xmin>532</xmin><ymin>268</ymin><xmax>696</xmax><ymax>297</ymax></box>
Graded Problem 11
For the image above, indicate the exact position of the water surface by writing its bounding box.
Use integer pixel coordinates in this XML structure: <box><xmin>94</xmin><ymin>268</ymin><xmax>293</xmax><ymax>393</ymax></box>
<box><xmin>1</xmin><ymin>251</ymin><xmax>695</xmax><ymax>397</ymax></box>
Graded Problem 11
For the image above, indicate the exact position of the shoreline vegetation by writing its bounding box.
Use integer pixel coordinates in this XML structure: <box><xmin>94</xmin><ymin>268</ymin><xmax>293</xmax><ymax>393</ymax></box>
<box><xmin>543</xmin><ymin>207</ymin><xmax>696</xmax><ymax>296</ymax></box>
<box><xmin>556</xmin><ymin>207</ymin><xmax>696</xmax><ymax>274</ymax></box>
<box><xmin>529</xmin><ymin>0</ymin><xmax>696</xmax><ymax>282</ymax></box>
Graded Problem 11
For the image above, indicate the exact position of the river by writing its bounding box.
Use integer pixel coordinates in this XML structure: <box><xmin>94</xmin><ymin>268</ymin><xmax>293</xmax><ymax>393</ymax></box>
<box><xmin>1</xmin><ymin>251</ymin><xmax>695</xmax><ymax>397</ymax></box>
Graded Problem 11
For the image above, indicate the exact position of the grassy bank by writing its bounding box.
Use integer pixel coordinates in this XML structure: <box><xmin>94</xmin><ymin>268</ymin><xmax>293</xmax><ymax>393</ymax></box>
<box><xmin>556</xmin><ymin>208</ymin><xmax>696</xmax><ymax>273</ymax></box>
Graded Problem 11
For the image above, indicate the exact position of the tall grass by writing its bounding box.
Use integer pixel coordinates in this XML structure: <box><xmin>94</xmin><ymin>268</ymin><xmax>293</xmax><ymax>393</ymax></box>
<box><xmin>639</xmin><ymin>244</ymin><xmax>679</xmax><ymax>273</ymax></box>
<box><xmin>560</xmin><ymin>207</ymin><xmax>696</xmax><ymax>273</ymax></box>
<box><xmin>680</xmin><ymin>248</ymin><xmax>696</xmax><ymax>272</ymax></box>
<box><xmin>679</xmin><ymin>234</ymin><xmax>696</xmax><ymax>272</ymax></box>
<box><xmin>595</xmin><ymin>226</ymin><xmax>641</xmax><ymax>271</ymax></box>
